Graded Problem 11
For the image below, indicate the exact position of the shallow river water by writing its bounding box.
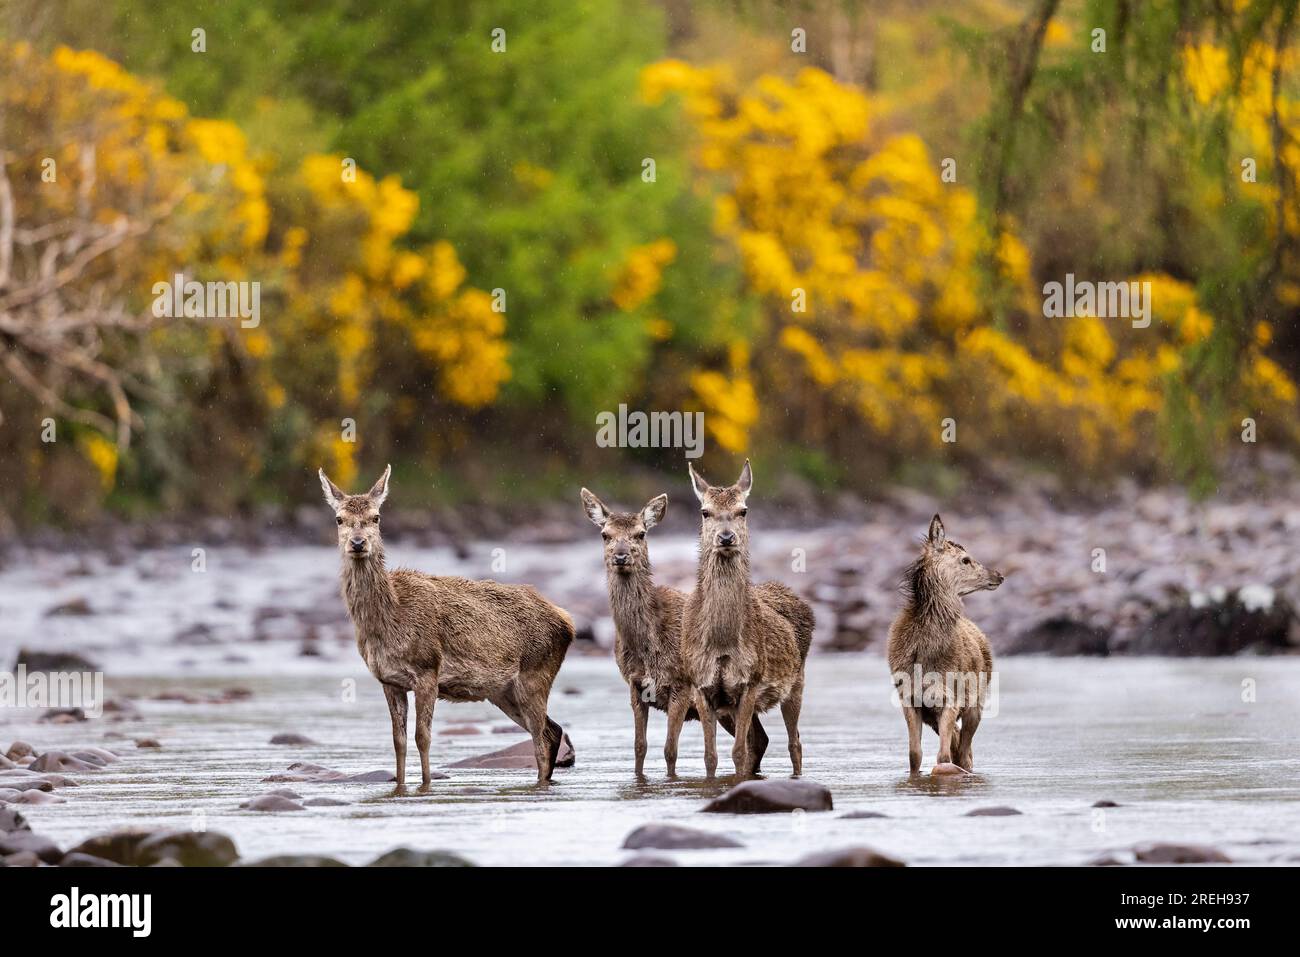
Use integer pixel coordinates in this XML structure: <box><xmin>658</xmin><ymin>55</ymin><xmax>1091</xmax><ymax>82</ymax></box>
<box><xmin>6</xmin><ymin>655</ymin><xmax>1299</xmax><ymax>866</ymax></box>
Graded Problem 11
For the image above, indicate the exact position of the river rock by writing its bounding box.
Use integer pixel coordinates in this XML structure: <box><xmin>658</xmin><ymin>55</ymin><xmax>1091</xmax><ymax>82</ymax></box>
<box><xmin>965</xmin><ymin>806</ymin><xmax>1023</xmax><ymax>817</ymax></box>
<box><xmin>261</xmin><ymin>762</ymin><xmax>402</xmax><ymax>783</ymax></box>
<box><xmin>1</xmin><ymin>779</ymin><xmax>52</xmax><ymax>793</ymax></box>
<box><xmin>439</xmin><ymin>725</ymin><xmax>483</xmax><ymax>736</ymax></box>
<box><xmin>68</xmin><ymin>827</ymin><xmax>237</xmax><ymax>867</ymax></box>
<box><xmin>135</xmin><ymin>738</ymin><xmax>162</xmax><ymax>749</ymax></box>
<box><xmin>701</xmin><ymin>779</ymin><xmax>833</xmax><ymax>814</ymax></box>
<box><xmin>241</xmin><ymin>854</ymin><xmax>348</xmax><ymax>867</ymax></box>
<box><xmin>622</xmin><ymin>824</ymin><xmax>743</xmax><ymax>850</ymax></box>
<box><xmin>445</xmin><ymin>734</ymin><xmax>576</xmax><ymax>770</ymax></box>
<box><xmin>931</xmin><ymin>763</ymin><xmax>969</xmax><ymax>777</ymax></box>
<box><xmin>242</xmin><ymin>794</ymin><xmax>306</xmax><ymax>812</ymax></box>
<box><xmin>0</xmin><ymin>830</ymin><xmax>62</xmax><ymax>863</ymax></box>
<box><xmin>792</xmin><ymin>846</ymin><xmax>905</xmax><ymax>867</ymax></box>
<box><xmin>1008</xmin><ymin>617</ymin><xmax>1111</xmax><ymax>656</ymax></box>
<box><xmin>0</xmin><ymin>754</ymin><xmax>14</xmax><ymax>770</ymax></box>
<box><xmin>367</xmin><ymin>847</ymin><xmax>475</xmax><ymax>867</ymax></box>
<box><xmin>269</xmin><ymin>733</ymin><xmax>318</xmax><ymax>746</ymax></box>
<box><xmin>61</xmin><ymin>852</ymin><xmax>124</xmax><ymax>867</ymax></box>
<box><xmin>621</xmin><ymin>855</ymin><xmax>678</xmax><ymax>867</ymax></box>
<box><xmin>1134</xmin><ymin>843</ymin><xmax>1231</xmax><ymax>864</ymax></box>
<box><xmin>1092</xmin><ymin>800</ymin><xmax>1121</xmax><ymax>808</ymax></box>
<box><xmin>44</xmin><ymin>598</ymin><xmax>94</xmax><ymax>617</ymax></box>
<box><xmin>0</xmin><ymin>807</ymin><xmax>28</xmax><ymax>832</ymax></box>
<box><xmin>0</xmin><ymin>789</ymin><xmax>21</xmax><ymax>803</ymax></box>
<box><xmin>841</xmin><ymin>810</ymin><xmax>889</xmax><ymax>819</ymax></box>
<box><xmin>39</xmin><ymin>708</ymin><xmax>88</xmax><ymax>724</ymax></box>
<box><xmin>5</xmin><ymin>742</ymin><xmax>33</xmax><ymax>762</ymax></box>
<box><xmin>30</xmin><ymin>751</ymin><xmax>100</xmax><ymax>773</ymax></box>
<box><xmin>12</xmin><ymin>791</ymin><xmax>64</xmax><ymax>804</ymax></box>
<box><xmin>1</xmin><ymin>851</ymin><xmax>41</xmax><ymax>866</ymax></box>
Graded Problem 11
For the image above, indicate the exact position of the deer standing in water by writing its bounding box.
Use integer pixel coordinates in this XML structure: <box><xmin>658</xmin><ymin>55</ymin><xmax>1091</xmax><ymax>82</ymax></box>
<box><xmin>887</xmin><ymin>514</ymin><xmax>1003</xmax><ymax>774</ymax></box>
<box><xmin>319</xmin><ymin>465</ymin><xmax>574</xmax><ymax>786</ymax></box>
<box><xmin>580</xmin><ymin>488</ymin><xmax>768</xmax><ymax>777</ymax></box>
<box><xmin>680</xmin><ymin>460</ymin><xmax>814</xmax><ymax>777</ymax></box>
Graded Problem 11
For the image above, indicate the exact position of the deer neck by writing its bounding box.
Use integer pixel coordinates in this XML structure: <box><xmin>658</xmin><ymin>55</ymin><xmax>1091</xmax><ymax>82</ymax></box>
<box><xmin>695</xmin><ymin>542</ymin><xmax>750</xmax><ymax>650</ymax></box>
<box><xmin>606</xmin><ymin>563</ymin><xmax>660</xmax><ymax>652</ymax></box>
<box><xmin>904</xmin><ymin>558</ymin><xmax>964</xmax><ymax>645</ymax></box>
<box><xmin>340</xmin><ymin>544</ymin><xmax>399</xmax><ymax>642</ymax></box>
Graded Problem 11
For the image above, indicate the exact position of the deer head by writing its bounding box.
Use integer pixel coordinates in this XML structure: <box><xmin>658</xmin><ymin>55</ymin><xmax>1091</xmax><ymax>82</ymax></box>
<box><xmin>921</xmin><ymin>514</ymin><xmax>1005</xmax><ymax>596</ymax></box>
<box><xmin>688</xmin><ymin>459</ymin><xmax>752</xmax><ymax>558</ymax></box>
<box><xmin>319</xmin><ymin>465</ymin><xmax>390</xmax><ymax>560</ymax></box>
<box><xmin>580</xmin><ymin>487</ymin><xmax>667</xmax><ymax>575</ymax></box>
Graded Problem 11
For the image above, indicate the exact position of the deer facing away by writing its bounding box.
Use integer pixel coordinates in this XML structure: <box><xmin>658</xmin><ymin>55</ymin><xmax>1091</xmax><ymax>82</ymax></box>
<box><xmin>319</xmin><ymin>465</ymin><xmax>574</xmax><ymax>786</ymax></box>
<box><xmin>580</xmin><ymin>488</ymin><xmax>768</xmax><ymax>777</ymax></box>
<box><xmin>887</xmin><ymin>514</ymin><xmax>1003</xmax><ymax>774</ymax></box>
<box><xmin>680</xmin><ymin>460</ymin><xmax>814</xmax><ymax>777</ymax></box>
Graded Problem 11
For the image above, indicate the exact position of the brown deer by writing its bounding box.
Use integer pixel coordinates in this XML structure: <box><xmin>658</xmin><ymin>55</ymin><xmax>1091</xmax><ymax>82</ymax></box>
<box><xmin>887</xmin><ymin>514</ymin><xmax>1003</xmax><ymax>775</ymax></box>
<box><xmin>319</xmin><ymin>465</ymin><xmax>574</xmax><ymax>786</ymax></box>
<box><xmin>579</xmin><ymin>488</ymin><xmax>768</xmax><ymax>777</ymax></box>
<box><xmin>680</xmin><ymin>460</ymin><xmax>814</xmax><ymax>778</ymax></box>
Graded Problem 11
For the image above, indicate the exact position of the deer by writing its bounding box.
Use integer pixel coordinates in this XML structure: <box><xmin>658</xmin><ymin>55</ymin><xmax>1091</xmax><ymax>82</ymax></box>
<box><xmin>579</xmin><ymin>488</ymin><xmax>768</xmax><ymax>777</ymax></box>
<box><xmin>887</xmin><ymin>514</ymin><xmax>1004</xmax><ymax>775</ymax></box>
<box><xmin>319</xmin><ymin>465</ymin><xmax>575</xmax><ymax>787</ymax></box>
<box><xmin>680</xmin><ymin>460</ymin><xmax>814</xmax><ymax>778</ymax></box>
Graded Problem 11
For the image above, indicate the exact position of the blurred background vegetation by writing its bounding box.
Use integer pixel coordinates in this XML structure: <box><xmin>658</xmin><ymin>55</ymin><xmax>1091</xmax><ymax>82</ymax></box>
<box><xmin>1</xmin><ymin>0</ymin><xmax>1298</xmax><ymax>526</ymax></box>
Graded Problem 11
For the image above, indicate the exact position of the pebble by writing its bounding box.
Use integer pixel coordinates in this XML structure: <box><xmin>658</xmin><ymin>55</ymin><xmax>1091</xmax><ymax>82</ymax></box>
<box><xmin>622</xmin><ymin>824</ymin><xmax>743</xmax><ymax>850</ymax></box>
<box><xmin>702</xmin><ymin>779</ymin><xmax>833</xmax><ymax>814</ymax></box>
<box><xmin>792</xmin><ymin>846</ymin><xmax>905</xmax><ymax>867</ymax></box>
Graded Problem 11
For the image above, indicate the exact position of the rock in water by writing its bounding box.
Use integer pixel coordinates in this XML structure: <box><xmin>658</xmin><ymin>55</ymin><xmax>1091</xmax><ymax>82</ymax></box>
<box><xmin>1007</xmin><ymin>617</ymin><xmax>1111</xmax><ymax>656</ymax></box>
<box><xmin>366</xmin><ymin>847</ymin><xmax>475</xmax><ymax>867</ymax></box>
<box><xmin>241</xmin><ymin>794</ymin><xmax>306</xmax><ymax>812</ymax></box>
<box><xmin>268</xmin><ymin>733</ymin><xmax>318</xmax><ymax>746</ymax></box>
<box><xmin>60</xmin><ymin>852</ymin><xmax>124</xmax><ymax>867</ymax></box>
<box><xmin>622</xmin><ymin>824</ymin><xmax>743</xmax><ymax>850</ymax></box>
<box><xmin>68</xmin><ymin>827</ymin><xmax>238</xmax><ymax>867</ymax></box>
<box><xmin>965</xmin><ymin>806</ymin><xmax>1023</xmax><ymax>817</ymax></box>
<box><xmin>445</xmin><ymin>733</ymin><xmax>575</xmax><ymax>770</ymax></box>
<box><xmin>240</xmin><ymin>855</ymin><xmax>348</xmax><ymax>867</ymax></box>
<box><xmin>793</xmin><ymin>846</ymin><xmax>905</xmax><ymax>867</ymax></box>
<box><xmin>0</xmin><ymin>830</ymin><xmax>62</xmax><ymax>864</ymax></box>
<box><xmin>1127</xmin><ymin>589</ymin><xmax>1295</xmax><ymax>656</ymax></box>
<box><xmin>621</xmin><ymin>855</ymin><xmax>678</xmax><ymax>867</ymax></box>
<box><xmin>1135</xmin><ymin>843</ymin><xmax>1231</xmax><ymax>864</ymax></box>
<box><xmin>930</xmin><ymin>763</ymin><xmax>968</xmax><ymax>777</ymax></box>
<box><xmin>701</xmin><ymin>780</ymin><xmax>833</xmax><ymax>814</ymax></box>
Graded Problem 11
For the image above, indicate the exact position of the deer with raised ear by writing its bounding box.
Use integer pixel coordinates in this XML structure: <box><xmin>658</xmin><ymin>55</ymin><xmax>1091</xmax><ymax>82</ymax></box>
<box><xmin>319</xmin><ymin>465</ymin><xmax>575</xmax><ymax>787</ymax></box>
<box><xmin>680</xmin><ymin>460</ymin><xmax>814</xmax><ymax>778</ymax></box>
<box><xmin>887</xmin><ymin>514</ymin><xmax>1004</xmax><ymax>775</ymax></box>
<box><xmin>580</xmin><ymin>487</ymin><xmax>768</xmax><ymax>777</ymax></box>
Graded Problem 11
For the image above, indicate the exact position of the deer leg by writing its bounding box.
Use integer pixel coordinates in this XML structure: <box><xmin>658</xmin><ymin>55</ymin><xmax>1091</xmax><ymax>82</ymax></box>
<box><xmin>413</xmin><ymin>676</ymin><xmax>438</xmax><ymax>787</ymax></box>
<box><xmin>663</xmin><ymin>690</ymin><xmax>690</xmax><ymax>778</ymax></box>
<box><xmin>382</xmin><ymin>683</ymin><xmax>409</xmax><ymax>790</ymax></box>
<box><xmin>731</xmin><ymin>686</ymin><xmax>760</xmax><ymax>777</ymax></box>
<box><xmin>935</xmin><ymin>706</ymin><xmax>958</xmax><ymax>766</ymax></box>
<box><xmin>956</xmin><ymin>706</ymin><xmax>981</xmax><ymax>771</ymax></box>
<box><xmin>630</xmin><ymin>682</ymin><xmax>650</xmax><ymax>777</ymax></box>
<box><xmin>780</xmin><ymin>681</ymin><xmax>804</xmax><ymax>777</ymax></box>
<box><xmin>903</xmin><ymin>705</ymin><xmax>923</xmax><ymax>774</ymax></box>
<box><xmin>695</xmin><ymin>689</ymin><xmax>718</xmax><ymax>778</ymax></box>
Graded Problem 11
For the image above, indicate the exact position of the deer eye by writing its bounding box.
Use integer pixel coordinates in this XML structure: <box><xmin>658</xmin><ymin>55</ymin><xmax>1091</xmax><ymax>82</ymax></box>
<box><xmin>736</xmin><ymin>508</ymin><xmax>748</xmax><ymax>518</ymax></box>
<box><xmin>962</xmin><ymin>557</ymin><xmax>972</xmax><ymax>565</ymax></box>
<box><xmin>601</xmin><ymin>532</ymin><xmax>611</xmax><ymax>541</ymax></box>
<box><xmin>373</xmin><ymin>515</ymin><xmax>380</xmax><ymax>525</ymax></box>
<box><xmin>335</xmin><ymin>517</ymin><xmax>343</xmax><ymax>526</ymax></box>
<box><xmin>700</xmin><ymin>509</ymin><xmax>711</xmax><ymax>518</ymax></box>
<box><xmin>634</xmin><ymin>531</ymin><xmax>645</xmax><ymax>540</ymax></box>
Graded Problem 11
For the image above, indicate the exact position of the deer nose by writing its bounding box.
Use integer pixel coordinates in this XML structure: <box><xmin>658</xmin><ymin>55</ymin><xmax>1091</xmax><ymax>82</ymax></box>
<box><xmin>349</xmin><ymin>538</ymin><xmax>366</xmax><ymax>552</ymax></box>
<box><xmin>611</xmin><ymin>552</ymin><xmax>630</xmax><ymax>566</ymax></box>
<box><xmin>717</xmin><ymin>530</ymin><xmax>736</xmax><ymax>547</ymax></box>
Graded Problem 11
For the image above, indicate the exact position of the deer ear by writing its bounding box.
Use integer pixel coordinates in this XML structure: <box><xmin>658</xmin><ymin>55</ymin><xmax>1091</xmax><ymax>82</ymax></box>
<box><xmin>319</xmin><ymin>469</ymin><xmax>345</xmax><ymax>510</ymax></box>
<box><xmin>641</xmin><ymin>493</ymin><xmax>667</xmax><ymax>530</ymax></box>
<box><xmin>580</xmin><ymin>488</ymin><xmax>609</xmax><ymax>527</ymax></box>
<box><xmin>928</xmin><ymin>513</ymin><xmax>946</xmax><ymax>547</ymax></box>
<box><xmin>736</xmin><ymin>458</ymin><xmax>753</xmax><ymax>498</ymax></box>
<box><xmin>688</xmin><ymin>462</ymin><xmax>711</xmax><ymax>503</ymax></box>
<box><xmin>367</xmin><ymin>464</ymin><xmax>391</xmax><ymax>508</ymax></box>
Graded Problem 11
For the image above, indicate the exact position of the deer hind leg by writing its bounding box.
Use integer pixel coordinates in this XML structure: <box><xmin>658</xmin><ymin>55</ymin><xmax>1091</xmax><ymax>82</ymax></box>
<box><xmin>382</xmin><ymin>683</ymin><xmax>409</xmax><ymax>790</ymax></box>
<box><xmin>956</xmin><ymin>706</ymin><xmax>981</xmax><ymax>771</ymax></box>
<box><xmin>780</xmin><ymin>681</ymin><xmax>804</xmax><ymax>777</ymax></box>
<box><xmin>663</xmin><ymin>690</ymin><xmax>690</xmax><ymax>778</ymax></box>
<box><xmin>492</xmin><ymin>681</ymin><xmax>559</xmax><ymax>782</ymax></box>
<box><xmin>413</xmin><ymin>675</ymin><xmax>438</xmax><ymax>787</ymax></box>
<box><xmin>903</xmin><ymin>705</ymin><xmax>923</xmax><ymax>774</ymax></box>
<box><xmin>935</xmin><ymin>706</ymin><xmax>959</xmax><ymax>766</ymax></box>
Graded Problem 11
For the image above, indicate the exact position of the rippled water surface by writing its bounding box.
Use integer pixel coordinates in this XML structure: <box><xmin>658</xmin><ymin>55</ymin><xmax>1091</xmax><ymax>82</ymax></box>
<box><xmin>7</xmin><ymin>656</ymin><xmax>1300</xmax><ymax>866</ymax></box>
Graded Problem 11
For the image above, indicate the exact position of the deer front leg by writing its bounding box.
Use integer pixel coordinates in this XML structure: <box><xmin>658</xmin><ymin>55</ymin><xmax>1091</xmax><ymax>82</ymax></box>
<box><xmin>903</xmin><ymin>705</ymin><xmax>922</xmax><ymax>774</ymax></box>
<box><xmin>414</xmin><ymin>675</ymin><xmax>438</xmax><ymax>787</ymax></box>
<box><xmin>630</xmin><ymin>682</ymin><xmax>650</xmax><ymax>777</ymax></box>
<box><xmin>382</xmin><ymin>683</ymin><xmax>409</xmax><ymax>790</ymax></box>
<box><xmin>731</xmin><ymin>685</ymin><xmax>760</xmax><ymax>777</ymax></box>
<box><xmin>695</xmin><ymin>689</ymin><xmax>718</xmax><ymax>778</ymax></box>
<box><xmin>956</xmin><ymin>705</ymin><xmax>981</xmax><ymax>771</ymax></box>
<box><xmin>663</xmin><ymin>689</ymin><xmax>690</xmax><ymax>777</ymax></box>
<box><xmin>780</xmin><ymin>680</ymin><xmax>804</xmax><ymax>777</ymax></box>
<box><xmin>935</xmin><ymin>706</ymin><xmax>959</xmax><ymax>767</ymax></box>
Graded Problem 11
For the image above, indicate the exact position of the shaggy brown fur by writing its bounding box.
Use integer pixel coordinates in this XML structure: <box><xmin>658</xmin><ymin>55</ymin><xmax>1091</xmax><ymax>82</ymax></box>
<box><xmin>580</xmin><ymin>488</ymin><xmax>768</xmax><ymax>777</ymax></box>
<box><xmin>679</xmin><ymin>460</ymin><xmax>814</xmax><ymax>777</ymax></box>
<box><xmin>887</xmin><ymin>514</ymin><xmax>1003</xmax><ymax>773</ymax></box>
<box><xmin>320</xmin><ymin>465</ymin><xmax>574</xmax><ymax>786</ymax></box>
